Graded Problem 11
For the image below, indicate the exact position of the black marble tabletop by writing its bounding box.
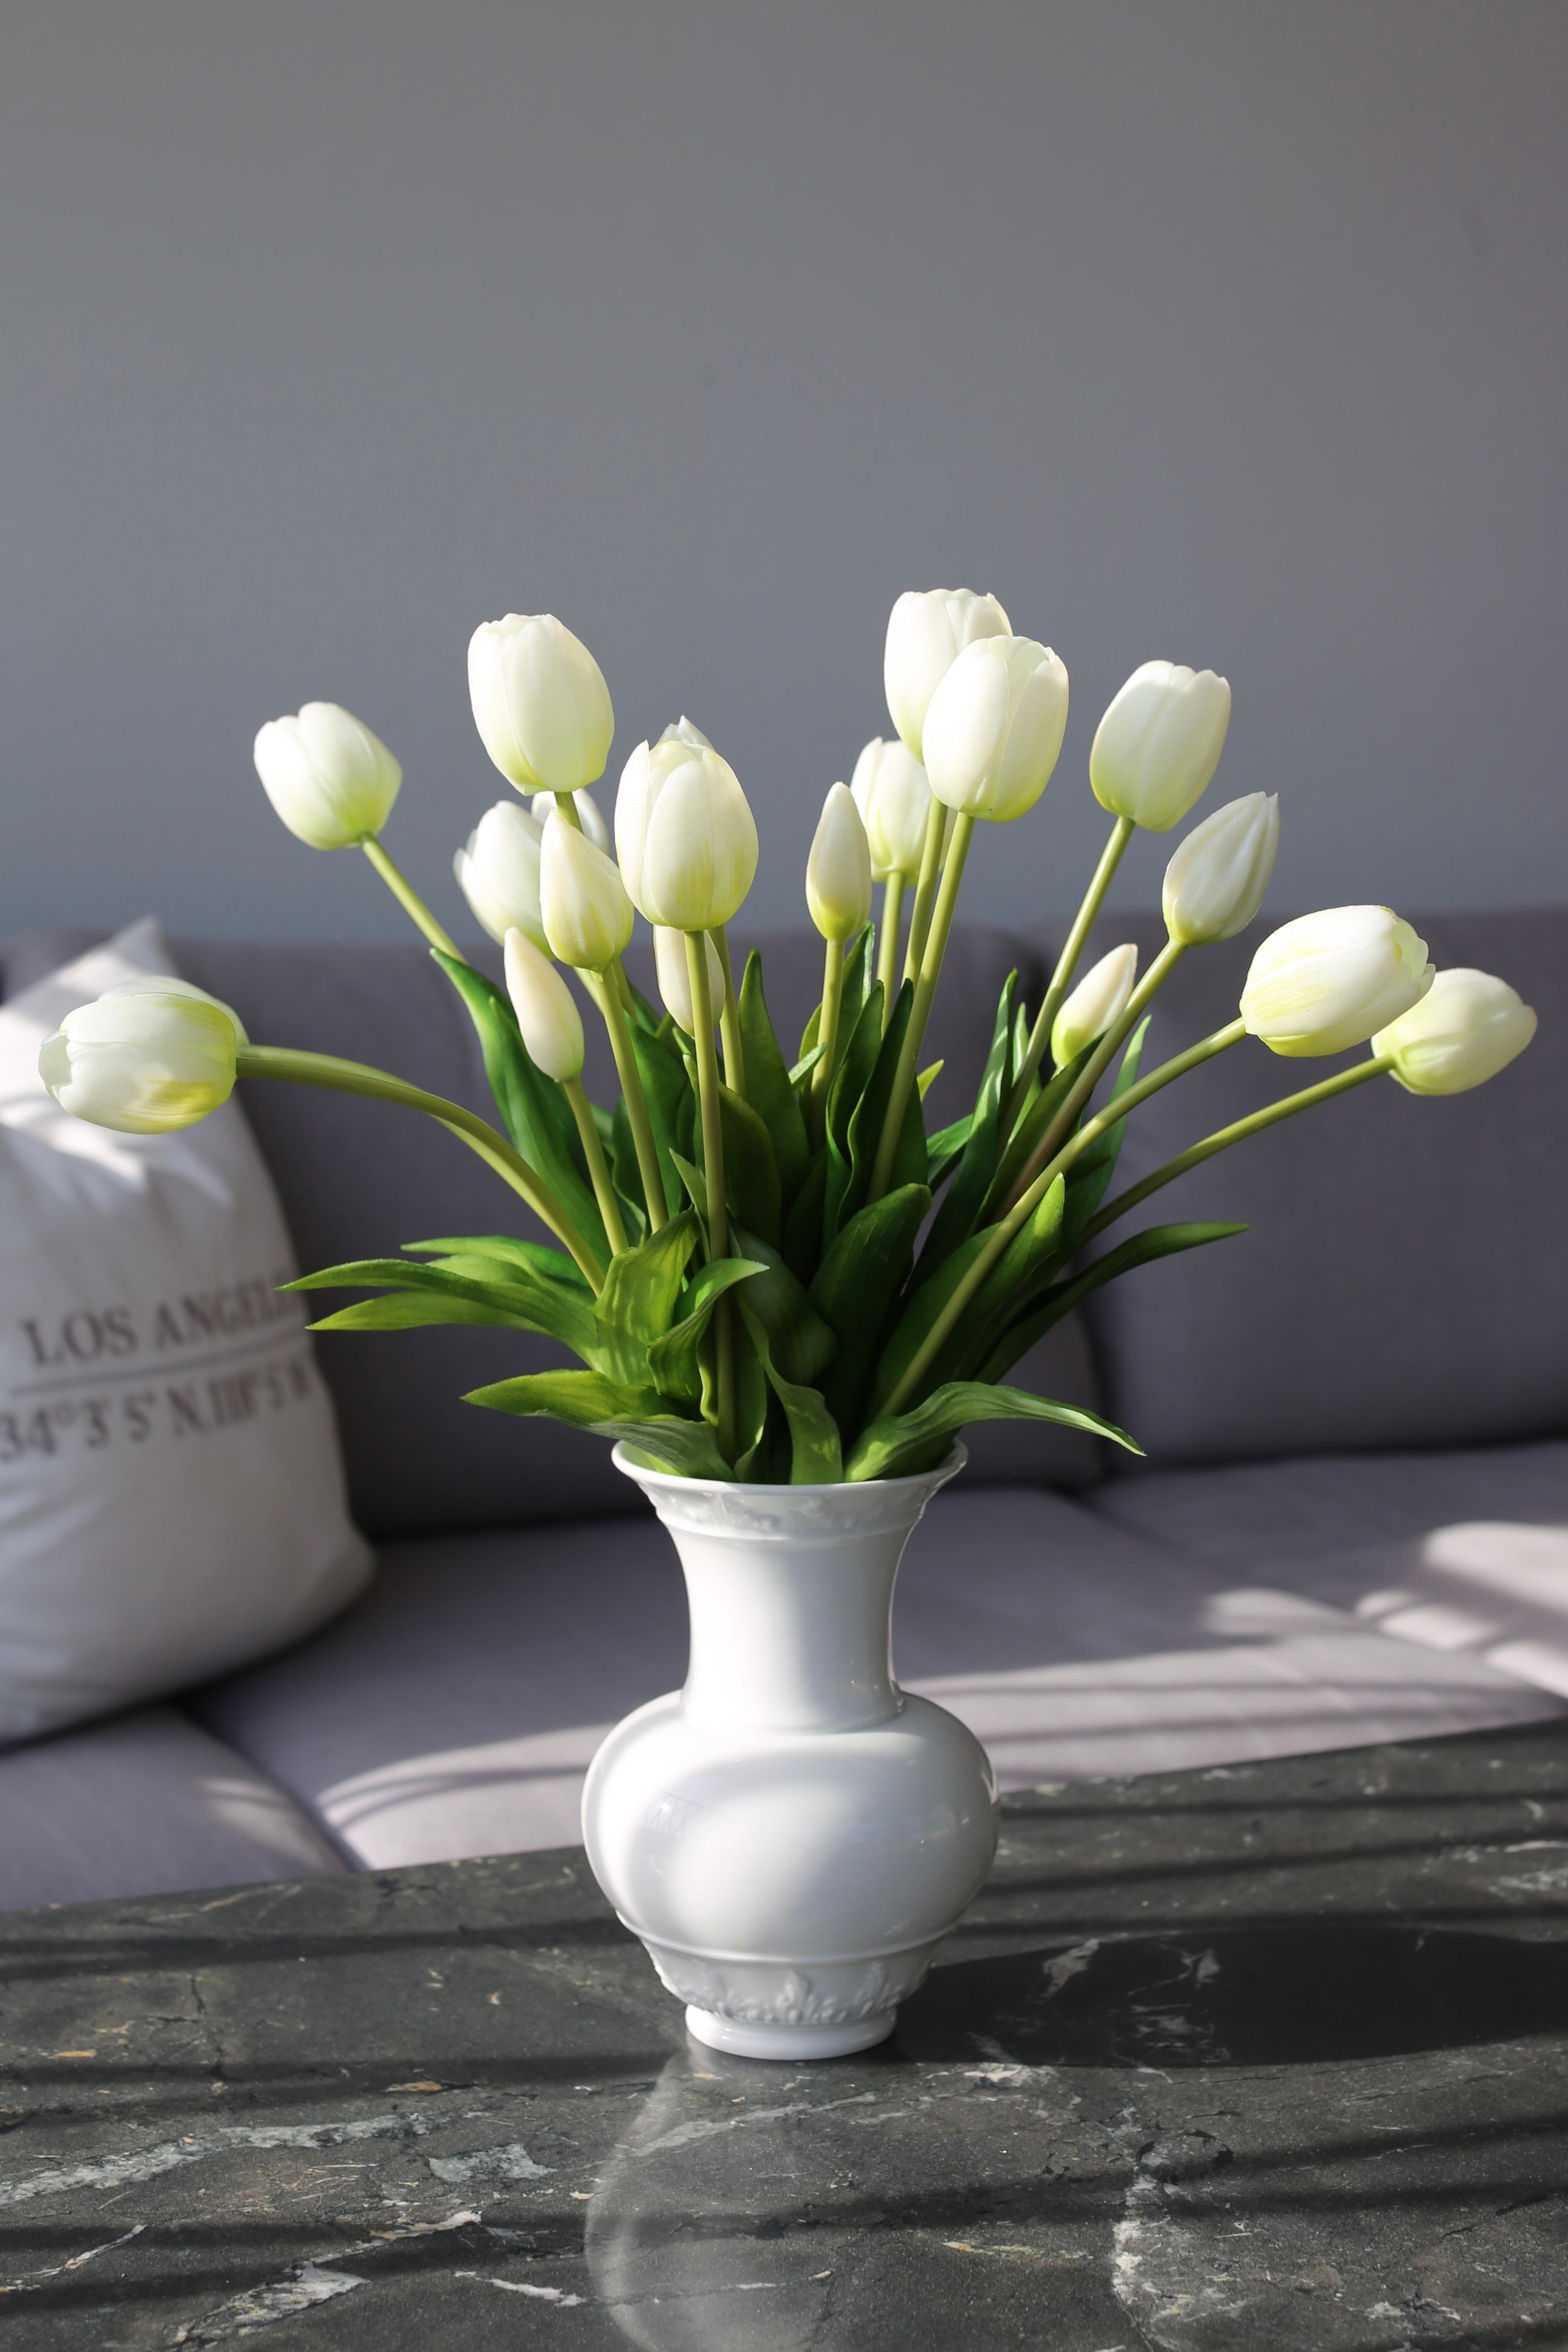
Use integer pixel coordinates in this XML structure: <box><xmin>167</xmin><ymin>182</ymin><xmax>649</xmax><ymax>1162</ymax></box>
<box><xmin>5</xmin><ymin>1722</ymin><xmax>1568</xmax><ymax>2348</ymax></box>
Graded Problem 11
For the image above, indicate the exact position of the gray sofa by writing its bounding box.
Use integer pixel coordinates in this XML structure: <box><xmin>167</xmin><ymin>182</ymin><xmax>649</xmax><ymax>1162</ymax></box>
<box><xmin>3</xmin><ymin>910</ymin><xmax>1564</xmax><ymax>1913</ymax></box>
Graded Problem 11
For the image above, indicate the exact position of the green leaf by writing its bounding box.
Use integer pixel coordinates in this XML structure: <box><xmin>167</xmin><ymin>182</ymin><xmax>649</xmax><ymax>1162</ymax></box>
<box><xmin>647</xmin><ymin>1257</ymin><xmax>765</xmax><ymax>1403</ymax></box>
<box><xmin>626</xmin><ymin>1014</ymin><xmax>691</xmax><ymax>1221</ymax></box>
<box><xmin>781</xmin><ymin>1151</ymin><xmax>829</xmax><ymax>1283</ymax></box>
<box><xmin>1059</xmin><ymin>1017</ymin><xmax>1150</xmax><ymax>1252</ymax></box>
<box><xmin>716</xmin><ymin>1082</ymin><xmax>782</xmax><ymax>1249</ymax></box>
<box><xmin>592</xmin><ymin>1209</ymin><xmax>701</xmax><ymax>1384</ymax></box>
<box><xmin>920</xmin><ymin>970</ymin><xmax>1017</xmax><ymax>1276</ymax></box>
<box><xmin>308</xmin><ymin>1293</ymin><xmax>548</xmax><ymax>1335</ymax></box>
<box><xmin>403</xmin><ymin>1236</ymin><xmax>592</xmax><ymax>1294</ymax></box>
<box><xmin>671</xmin><ymin>1150</ymin><xmax>709</xmax><ymax>1225</ymax></box>
<box><xmin>465</xmin><ymin>1368</ymin><xmax>733</xmax><ymax>1480</ymax></box>
<box><xmin>431</xmin><ymin>949</ymin><xmax>608</xmax><ymax>1259</ymax></box>
<box><xmin>728</xmin><ymin>1308</ymin><xmax>771</xmax><ymax>1477</ymax></box>
<box><xmin>800</xmin><ymin>924</ymin><xmax>873</xmax><ymax>1082</ymax></box>
<box><xmin>822</xmin><ymin>979</ymin><xmax>889</xmax><ymax>1248</ymax></box>
<box><xmin>738</xmin><ymin>952</ymin><xmax>810</xmax><ymax>1207</ymax></box>
<box><xmin>846</xmin><ymin>1380</ymin><xmax>1141</xmax><ymax>1482</ymax></box>
<box><xmin>285</xmin><ymin>1254</ymin><xmax>598</xmax><ymax>1359</ymax></box>
<box><xmin>736</xmin><ymin>1301</ymin><xmax>843</xmax><ymax>1484</ymax></box>
<box><xmin>925</xmin><ymin>1113</ymin><xmax>973</xmax><ymax>1193</ymax></box>
<box><xmin>836</xmin><ymin>980</ymin><xmax>927</xmax><ymax>1244</ymax></box>
<box><xmin>729</xmin><ymin>1222</ymin><xmax>837</xmax><ymax>1386</ymax></box>
<box><xmin>867</xmin><ymin>1178</ymin><xmax>1067</xmax><ymax>1417</ymax></box>
<box><xmin>809</xmin><ymin>1182</ymin><xmax>931</xmax><ymax>1435</ymax></box>
<box><xmin>983</xmin><ymin>1038</ymin><xmax>1097</xmax><ymax>1222</ymax></box>
<box><xmin>975</xmin><ymin>1221</ymin><xmax>1248</xmax><ymax>1384</ymax></box>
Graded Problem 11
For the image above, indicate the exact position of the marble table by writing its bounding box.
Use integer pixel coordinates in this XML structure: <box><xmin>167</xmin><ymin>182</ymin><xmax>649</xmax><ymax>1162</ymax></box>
<box><xmin>5</xmin><ymin>1722</ymin><xmax>1568</xmax><ymax>2349</ymax></box>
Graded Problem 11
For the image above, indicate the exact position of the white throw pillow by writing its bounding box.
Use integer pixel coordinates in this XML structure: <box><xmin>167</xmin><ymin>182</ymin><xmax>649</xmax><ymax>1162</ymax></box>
<box><xmin>0</xmin><ymin>919</ymin><xmax>372</xmax><ymax>1743</ymax></box>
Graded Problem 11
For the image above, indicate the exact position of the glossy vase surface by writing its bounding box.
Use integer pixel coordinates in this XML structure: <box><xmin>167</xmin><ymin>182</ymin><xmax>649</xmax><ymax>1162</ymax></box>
<box><xmin>582</xmin><ymin>1443</ymin><xmax>998</xmax><ymax>2060</ymax></box>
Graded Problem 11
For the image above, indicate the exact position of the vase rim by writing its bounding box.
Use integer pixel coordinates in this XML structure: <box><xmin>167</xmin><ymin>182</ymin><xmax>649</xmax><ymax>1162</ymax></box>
<box><xmin>610</xmin><ymin>1439</ymin><xmax>966</xmax><ymax>1501</ymax></box>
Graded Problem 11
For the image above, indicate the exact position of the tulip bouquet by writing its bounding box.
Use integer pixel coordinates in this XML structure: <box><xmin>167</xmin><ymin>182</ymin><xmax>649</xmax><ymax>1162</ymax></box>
<box><xmin>42</xmin><ymin>594</ymin><xmax>1538</xmax><ymax>1486</ymax></box>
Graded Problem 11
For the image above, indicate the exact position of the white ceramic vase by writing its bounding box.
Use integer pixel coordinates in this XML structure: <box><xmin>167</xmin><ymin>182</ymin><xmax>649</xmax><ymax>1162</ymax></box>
<box><xmin>581</xmin><ymin>1442</ymin><xmax>998</xmax><ymax>2061</ymax></box>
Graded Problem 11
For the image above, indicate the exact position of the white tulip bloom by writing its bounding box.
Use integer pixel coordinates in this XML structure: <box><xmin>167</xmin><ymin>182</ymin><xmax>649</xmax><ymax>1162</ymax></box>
<box><xmin>849</xmin><ymin>736</ymin><xmax>931</xmax><ymax>879</ymax></box>
<box><xmin>503</xmin><ymin>928</ymin><xmax>584</xmax><ymax>1082</ymax></box>
<box><xmin>922</xmin><ymin>637</ymin><xmax>1070</xmax><ymax>823</ymax></box>
<box><xmin>39</xmin><ymin>986</ymin><xmax>241</xmax><ymax>1134</ymax></box>
<box><xmin>539</xmin><ymin>811</ymin><xmax>635</xmax><ymax>972</ymax></box>
<box><xmin>806</xmin><ymin>782</ymin><xmax>873</xmax><ymax>944</ymax></box>
<box><xmin>1090</xmin><ymin>662</ymin><xmax>1232</xmax><ymax>832</ymax></box>
<box><xmin>253</xmin><ymin>702</ymin><xmax>401</xmax><ymax>850</ymax></box>
<box><xmin>1162</xmin><ymin>793</ymin><xmax>1280</xmax><ymax>947</ymax></box>
<box><xmin>454</xmin><ymin>801</ymin><xmax>546</xmax><ymax>951</ymax></box>
<box><xmin>1242</xmin><ymin>906</ymin><xmax>1434</xmax><ymax>1057</ymax></box>
<box><xmin>468</xmin><ymin>613</ymin><xmax>614</xmax><ymax>798</ymax></box>
<box><xmin>615</xmin><ymin>737</ymin><xmax>758</xmax><ymax>930</ymax></box>
<box><xmin>654</xmin><ymin>924</ymin><xmax>723</xmax><ymax>1036</ymax></box>
<box><xmin>883</xmin><ymin>588</ymin><xmax>1012</xmax><ymax>762</ymax></box>
<box><xmin>530</xmin><ymin>788</ymin><xmax>609</xmax><ymax>852</ymax></box>
<box><xmin>1374</xmin><ymin>968</ymin><xmax>1538</xmax><ymax>1095</ymax></box>
<box><xmin>1050</xmin><ymin>944</ymin><xmax>1138</xmax><ymax>1067</ymax></box>
<box><xmin>657</xmin><ymin>715</ymin><xmax>714</xmax><ymax>751</ymax></box>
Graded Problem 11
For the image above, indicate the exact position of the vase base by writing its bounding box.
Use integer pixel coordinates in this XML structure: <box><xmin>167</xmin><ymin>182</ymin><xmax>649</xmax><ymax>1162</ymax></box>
<box><xmin>685</xmin><ymin>2004</ymin><xmax>896</xmax><ymax>2061</ymax></box>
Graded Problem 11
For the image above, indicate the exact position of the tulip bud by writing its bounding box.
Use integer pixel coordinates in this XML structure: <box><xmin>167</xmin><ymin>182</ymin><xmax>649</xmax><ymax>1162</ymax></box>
<box><xmin>1090</xmin><ymin>662</ymin><xmax>1232</xmax><ymax>832</ymax></box>
<box><xmin>1162</xmin><ymin>793</ymin><xmax>1280</xmax><ymax>947</ymax></box>
<box><xmin>39</xmin><ymin>985</ymin><xmax>241</xmax><ymax>1134</ymax></box>
<box><xmin>540</xmin><ymin>811</ymin><xmax>635</xmax><ymax>972</ymax></box>
<box><xmin>1050</xmin><ymin>944</ymin><xmax>1138</xmax><ymax>1067</ymax></box>
<box><xmin>884</xmin><ymin>588</ymin><xmax>1012</xmax><ymax>762</ymax></box>
<box><xmin>467</xmin><ymin>613</ymin><xmax>615</xmax><ymax>799</ymax></box>
<box><xmin>922</xmin><ymin>638</ymin><xmax>1070</xmax><ymax>823</ymax></box>
<box><xmin>850</xmin><ymin>737</ymin><xmax>932</xmax><ymax>879</ymax></box>
<box><xmin>454</xmin><ymin>801</ymin><xmax>546</xmax><ymax>950</ymax></box>
<box><xmin>253</xmin><ymin>702</ymin><xmax>402</xmax><ymax>850</ymax></box>
<box><xmin>657</xmin><ymin>716</ymin><xmax>714</xmax><ymax>751</ymax></box>
<box><xmin>503</xmin><ymin>927</ymin><xmax>584</xmax><ymax>1082</ymax></box>
<box><xmin>654</xmin><ymin>924</ymin><xmax>724</xmax><ymax>1036</ymax></box>
<box><xmin>614</xmin><ymin>737</ymin><xmax>758</xmax><ymax>930</ymax></box>
<box><xmin>529</xmin><ymin>788</ymin><xmax>610</xmax><ymax>853</ymax></box>
<box><xmin>1373</xmin><ymin>968</ymin><xmax>1538</xmax><ymax>1095</ymax></box>
<box><xmin>1241</xmin><ymin>906</ymin><xmax>1435</xmax><ymax>1057</ymax></box>
<box><xmin>806</xmin><ymin>782</ymin><xmax>873</xmax><ymax>944</ymax></box>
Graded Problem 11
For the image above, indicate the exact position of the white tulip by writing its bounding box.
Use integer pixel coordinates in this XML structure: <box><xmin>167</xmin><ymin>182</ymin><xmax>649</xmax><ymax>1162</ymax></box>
<box><xmin>253</xmin><ymin>702</ymin><xmax>401</xmax><ymax>850</ymax></box>
<box><xmin>615</xmin><ymin>737</ymin><xmax>758</xmax><ymax>931</ymax></box>
<box><xmin>849</xmin><ymin>737</ymin><xmax>932</xmax><ymax>879</ymax></box>
<box><xmin>654</xmin><ymin>924</ymin><xmax>723</xmax><ymax>1036</ymax></box>
<box><xmin>922</xmin><ymin>638</ymin><xmax>1070</xmax><ymax>823</ymax></box>
<box><xmin>539</xmin><ymin>811</ymin><xmax>635</xmax><ymax>972</ymax></box>
<box><xmin>39</xmin><ymin>987</ymin><xmax>241</xmax><ymax>1134</ymax></box>
<box><xmin>95</xmin><ymin>973</ymin><xmax>250</xmax><ymax>1048</ymax></box>
<box><xmin>1090</xmin><ymin>661</ymin><xmax>1232</xmax><ymax>831</ymax></box>
<box><xmin>503</xmin><ymin>928</ymin><xmax>584</xmax><ymax>1082</ymax></box>
<box><xmin>806</xmin><ymin>782</ymin><xmax>873</xmax><ymax>944</ymax></box>
<box><xmin>883</xmin><ymin>588</ymin><xmax>1012</xmax><ymax>762</ymax></box>
<box><xmin>468</xmin><ymin>613</ymin><xmax>614</xmax><ymax>798</ymax></box>
<box><xmin>1374</xmin><ymin>968</ymin><xmax>1538</xmax><ymax>1095</ymax></box>
<box><xmin>530</xmin><ymin>788</ymin><xmax>609</xmax><ymax>853</ymax></box>
<box><xmin>1050</xmin><ymin>945</ymin><xmax>1138</xmax><ymax>1067</ymax></box>
<box><xmin>454</xmin><ymin>801</ymin><xmax>546</xmax><ymax>950</ymax></box>
<box><xmin>1162</xmin><ymin>793</ymin><xmax>1280</xmax><ymax>947</ymax></box>
<box><xmin>657</xmin><ymin>715</ymin><xmax>714</xmax><ymax>751</ymax></box>
<box><xmin>1242</xmin><ymin>906</ymin><xmax>1434</xmax><ymax>1057</ymax></box>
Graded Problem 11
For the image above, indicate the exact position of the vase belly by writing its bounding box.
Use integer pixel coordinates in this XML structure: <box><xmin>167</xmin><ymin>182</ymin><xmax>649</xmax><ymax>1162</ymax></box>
<box><xmin>583</xmin><ymin>1444</ymin><xmax>998</xmax><ymax>2058</ymax></box>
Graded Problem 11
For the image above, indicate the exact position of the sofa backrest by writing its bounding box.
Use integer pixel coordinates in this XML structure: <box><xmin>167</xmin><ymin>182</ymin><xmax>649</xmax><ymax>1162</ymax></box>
<box><xmin>3</xmin><ymin>923</ymin><xmax>1107</xmax><ymax>1532</ymax></box>
<box><xmin>1029</xmin><ymin>907</ymin><xmax>1568</xmax><ymax>1470</ymax></box>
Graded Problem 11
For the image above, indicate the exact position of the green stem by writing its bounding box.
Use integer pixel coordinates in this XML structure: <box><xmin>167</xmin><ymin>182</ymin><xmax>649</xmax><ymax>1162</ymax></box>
<box><xmin>876</xmin><ymin>871</ymin><xmax>906</xmax><ymax>1025</ymax></box>
<box><xmin>902</xmin><ymin>799</ymin><xmax>946</xmax><ymax>985</ymax></box>
<box><xmin>1004</xmin><ymin>814</ymin><xmax>1134</xmax><ymax>1135</ymax></box>
<box><xmin>360</xmin><ymin>837</ymin><xmax>460</xmax><ymax>956</ymax></box>
<box><xmin>711</xmin><ymin>923</ymin><xmax>747</xmax><ymax>1100</ymax></box>
<box><xmin>881</xmin><ymin>1017</ymin><xmax>1248</xmax><ymax>1420</ymax></box>
<box><xmin>1002</xmin><ymin>936</ymin><xmax>1187</xmax><ymax>1215</ymax></box>
<box><xmin>594</xmin><ymin>974</ymin><xmax>668</xmax><ymax>1232</ymax></box>
<box><xmin>809</xmin><ymin>937</ymin><xmax>847</xmax><ymax>1147</ymax></box>
<box><xmin>870</xmin><ymin>811</ymin><xmax>975</xmax><ymax>1204</ymax></box>
<box><xmin>686</xmin><ymin>932</ymin><xmax>735</xmax><ymax>1464</ymax></box>
<box><xmin>564</xmin><ymin>1076</ymin><xmax>628</xmax><ymax>1255</ymax></box>
<box><xmin>1078</xmin><ymin>1057</ymin><xmax>1390</xmax><ymax>1251</ymax></box>
<box><xmin>235</xmin><ymin>1045</ymin><xmax>604</xmax><ymax>1291</ymax></box>
<box><xmin>552</xmin><ymin>791</ymin><xmax>583</xmax><ymax>831</ymax></box>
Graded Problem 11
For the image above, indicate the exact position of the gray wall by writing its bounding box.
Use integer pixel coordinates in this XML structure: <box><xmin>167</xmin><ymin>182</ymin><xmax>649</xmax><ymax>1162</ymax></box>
<box><xmin>1</xmin><ymin>2</ymin><xmax>1563</xmax><ymax>951</ymax></box>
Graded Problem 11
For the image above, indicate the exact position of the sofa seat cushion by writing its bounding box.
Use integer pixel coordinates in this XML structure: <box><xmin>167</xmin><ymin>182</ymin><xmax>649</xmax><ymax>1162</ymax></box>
<box><xmin>1092</xmin><ymin>1441</ymin><xmax>1568</xmax><ymax>1697</ymax></box>
<box><xmin>190</xmin><ymin>1488</ymin><xmax>1560</xmax><ymax>1869</ymax></box>
<box><xmin>0</xmin><ymin>1706</ymin><xmax>347</xmax><ymax>1912</ymax></box>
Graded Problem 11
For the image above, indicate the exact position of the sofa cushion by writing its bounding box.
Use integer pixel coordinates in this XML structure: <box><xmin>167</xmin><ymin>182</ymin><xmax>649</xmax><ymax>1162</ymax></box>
<box><xmin>1093</xmin><ymin>1439</ymin><xmax>1568</xmax><ymax>1697</ymax></box>
<box><xmin>1030</xmin><ymin>908</ymin><xmax>1568</xmax><ymax>1468</ymax></box>
<box><xmin>3</xmin><ymin>924</ymin><xmax>1107</xmax><ymax>1519</ymax></box>
<box><xmin>190</xmin><ymin>1487</ymin><xmax>1559</xmax><ymax>1867</ymax></box>
<box><xmin>0</xmin><ymin>1706</ymin><xmax>347</xmax><ymax>1911</ymax></box>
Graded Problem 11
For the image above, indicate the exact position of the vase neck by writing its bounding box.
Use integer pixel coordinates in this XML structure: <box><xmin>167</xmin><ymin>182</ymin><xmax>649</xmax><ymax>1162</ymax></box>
<box><xmin>678</xmin><ymin>1528</ymin><xmax>906</xmax><ymax>1732</ymax></box>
